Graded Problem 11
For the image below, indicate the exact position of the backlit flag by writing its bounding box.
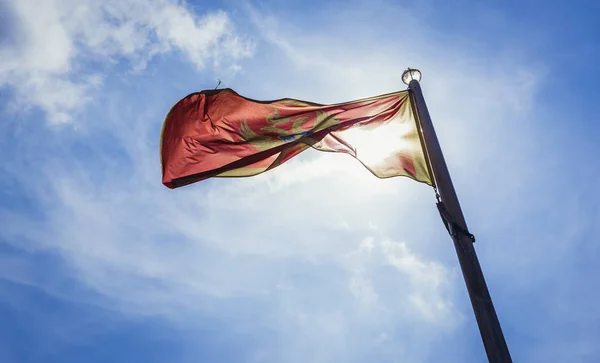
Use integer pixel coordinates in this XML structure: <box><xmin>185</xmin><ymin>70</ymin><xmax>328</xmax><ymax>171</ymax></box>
<box><xmin>160</xmin><ymin>89</ymin><xmax>432</xmax><ymax>189</ymax></box>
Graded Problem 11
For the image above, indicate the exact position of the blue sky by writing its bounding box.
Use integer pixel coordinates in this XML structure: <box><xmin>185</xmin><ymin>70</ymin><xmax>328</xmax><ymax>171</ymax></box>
<box><xmin>1</xmin><ymin>0</ymin><xmax>599</xmax><ymax>362</ymax></box>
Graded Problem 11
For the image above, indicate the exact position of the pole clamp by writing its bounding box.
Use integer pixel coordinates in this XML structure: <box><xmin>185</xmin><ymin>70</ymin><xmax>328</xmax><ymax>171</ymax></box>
<box><xmin>436</xmin><ymin>201</ymin><xmax>476</xmax><ymax>243</ymax></box>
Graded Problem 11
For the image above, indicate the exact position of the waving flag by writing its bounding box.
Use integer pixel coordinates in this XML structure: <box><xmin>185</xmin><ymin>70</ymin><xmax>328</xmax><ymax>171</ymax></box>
<box><xmin>160</xmin><ymin>88</ymin><xmax>431</xmax><ymax>189</ymax></box>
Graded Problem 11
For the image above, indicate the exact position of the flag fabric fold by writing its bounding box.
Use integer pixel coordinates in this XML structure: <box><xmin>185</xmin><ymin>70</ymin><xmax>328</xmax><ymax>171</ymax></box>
<box><xmin>160</xmin><ymin>88</ymin><xmax>432</xmax><ymax>189</ymax></box>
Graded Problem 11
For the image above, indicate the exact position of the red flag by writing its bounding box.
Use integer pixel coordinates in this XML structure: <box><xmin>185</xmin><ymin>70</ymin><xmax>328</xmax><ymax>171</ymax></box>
<box><xmin>161</xmin><ymin>89</ymin><xmax>431</xmax><ymax>189</ymax></box>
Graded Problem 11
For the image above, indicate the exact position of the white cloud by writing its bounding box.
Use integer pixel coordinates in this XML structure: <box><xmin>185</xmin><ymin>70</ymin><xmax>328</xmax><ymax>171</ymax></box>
<box><xmin>0</xmin><ymin>0</ymin><xmax>253</xmax><ymax>124</ymax></box>
<box><xmin>381</xmin><ymin>240</ymin><xmax>452</xmax><ymax>321</ymax></box>
<box><xmin>0</xmin><ymin>154</ymin><xmax>459</xmax><ymax>362</ymax></box>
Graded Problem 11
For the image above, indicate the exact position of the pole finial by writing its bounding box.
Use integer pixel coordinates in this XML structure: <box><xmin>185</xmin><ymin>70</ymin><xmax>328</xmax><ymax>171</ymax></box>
<box><xmin>402</xmin><ymin>68</ymin><xmax>422</xmax><ymax>85</ymax></box>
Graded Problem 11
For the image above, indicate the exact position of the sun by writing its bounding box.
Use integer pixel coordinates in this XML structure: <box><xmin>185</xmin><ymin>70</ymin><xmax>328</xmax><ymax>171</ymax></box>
<box><xmin>341</xmin><ymin>121</ymin><xmax>416</xmax><ymax>166</ymax></box>
<box><xmin>327</xmin><ymin>115</ymin><xmax>422</xmax><ymax>180</ymax></box>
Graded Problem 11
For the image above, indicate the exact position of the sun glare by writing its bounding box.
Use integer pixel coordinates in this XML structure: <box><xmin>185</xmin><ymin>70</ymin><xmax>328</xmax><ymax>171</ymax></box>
<box><xmin>340</xmin><ymin>119</ymin><xmax>417</xmax><ymax>169</ymax></box>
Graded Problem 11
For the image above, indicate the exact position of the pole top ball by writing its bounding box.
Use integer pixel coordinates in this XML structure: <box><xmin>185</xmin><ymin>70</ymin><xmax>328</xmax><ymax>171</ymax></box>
<box><xmin>402</xmin><ymin>68</ymin><xmax>422</xmax><ymax>85</ymax></box>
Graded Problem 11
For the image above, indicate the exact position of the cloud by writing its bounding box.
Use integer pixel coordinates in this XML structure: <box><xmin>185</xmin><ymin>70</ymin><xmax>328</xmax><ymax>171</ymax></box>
<box><xmin>1</xmin><ymin>150</ymin><xmax>459</xmax><ymax>362</ymax></box>
<box><xmin>0</xmin><ymin>0</ymin><xmax>253</xmax><ymax>124</ymax></box>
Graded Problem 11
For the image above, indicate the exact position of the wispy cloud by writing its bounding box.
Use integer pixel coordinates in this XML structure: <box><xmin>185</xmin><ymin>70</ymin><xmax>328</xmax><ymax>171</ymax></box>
<box><xmin>0</xmin><ymin>0</ymin><xmax>253</xmax><ymax>124</ymax></box>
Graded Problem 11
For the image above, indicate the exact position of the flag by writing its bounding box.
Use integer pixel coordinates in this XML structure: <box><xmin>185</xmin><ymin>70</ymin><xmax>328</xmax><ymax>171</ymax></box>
<box><xmin>160</xmin><ymin>88</ymin><xmax>432</xmax><ymax>189</ymax></box>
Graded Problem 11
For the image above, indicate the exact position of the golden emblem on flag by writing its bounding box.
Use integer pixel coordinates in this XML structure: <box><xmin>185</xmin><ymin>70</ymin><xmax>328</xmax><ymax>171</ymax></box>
<box><xmin>240</xmin><ymin>109</ymin><xmax>341</xmax><ymax>151</ymax></box>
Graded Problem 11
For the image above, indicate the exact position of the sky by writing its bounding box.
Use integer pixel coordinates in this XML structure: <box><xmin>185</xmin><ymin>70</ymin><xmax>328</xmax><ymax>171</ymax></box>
<box><xmin>1</xmin><ymin>0</ymin><xmax>599</xmax><ymax>362</ymax></box>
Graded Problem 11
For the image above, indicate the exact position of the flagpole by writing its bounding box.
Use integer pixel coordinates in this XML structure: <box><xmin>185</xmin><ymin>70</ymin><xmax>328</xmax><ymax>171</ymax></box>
<box><xmin>403</xmin><ymin>68</ymin><xmax>512</xmax><ymax>363</ymax></box>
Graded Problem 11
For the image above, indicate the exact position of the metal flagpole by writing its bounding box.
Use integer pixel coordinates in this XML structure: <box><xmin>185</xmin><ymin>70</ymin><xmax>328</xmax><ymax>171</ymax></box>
<box><xmin>402</xmin><ymin>68</ymin><xmax>512</xmax><ymax>363</ymax></box>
